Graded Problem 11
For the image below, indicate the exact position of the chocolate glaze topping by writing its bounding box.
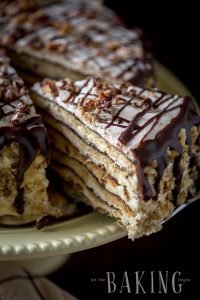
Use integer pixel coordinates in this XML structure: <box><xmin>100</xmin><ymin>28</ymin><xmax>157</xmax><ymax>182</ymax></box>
<box><xmin>133</xmin><ymin>97</ymin><xmax>200</xmax><ymax>199</ymax></box>
<box><xmin>33</xmin><ymin>77</ymin><xmax>200</xmax><ymax>202</ymax></box>
<box><xmin>0</xmin><ymin>52</ymin><xmax>49</xmax><ymax>214</ymax></box>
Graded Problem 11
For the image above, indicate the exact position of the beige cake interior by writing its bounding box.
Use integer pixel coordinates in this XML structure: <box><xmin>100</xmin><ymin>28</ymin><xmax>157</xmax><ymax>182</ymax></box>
<box><xmin>0</xmin><ymin>143</ymin><xmax>63</xmax><ymax>225</ymax></box>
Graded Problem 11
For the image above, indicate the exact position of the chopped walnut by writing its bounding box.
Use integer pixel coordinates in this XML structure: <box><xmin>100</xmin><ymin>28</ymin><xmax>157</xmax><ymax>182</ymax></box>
<box><xmin>82</xmin><ymin>98</ymin><xmax>101</xmax><ymax>112</ymax></box>
<box><xmin>10</xmin><ymin>102</ymin><xmax>31</xmax><ymax>127</ymax></box>
<box><xmin>106</xmin><ymin>41</ymin><xmax>120</xmax><ymax>51</ymax></box>
<box><xmin>46</xmin><ymin>42</ymin><xmax>66</xmax><ymax>53</ymax></box>
<box><xmin>52</xmin><ymin>21</ymin><xmax>73</xmax><ymax>34</ymax></box>
<box><xmin>0</xmin><ymin>77</ymin><xmax>26</xmax><ymax>102</ymax></box>
<box><xmin>42</xmin><ymin>80</ymin><xmax>59</xmax><ymax>96</ymax></box>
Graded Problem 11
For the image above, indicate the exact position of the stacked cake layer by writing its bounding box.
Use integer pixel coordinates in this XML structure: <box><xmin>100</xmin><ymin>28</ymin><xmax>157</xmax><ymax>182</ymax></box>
<box><xmin>0</xmin><ymin>51</ymin><xmax>63</xmax><ymax>226</ymax></box>
<box><xmin>0</xmin><ymin>0</ymin><xmax>153</xmax><ymax>87</ymax></box>
<box><xmin>31</xmin><ymin>76</ymin><xmax>200</xmax><ymax>239</ymax></box>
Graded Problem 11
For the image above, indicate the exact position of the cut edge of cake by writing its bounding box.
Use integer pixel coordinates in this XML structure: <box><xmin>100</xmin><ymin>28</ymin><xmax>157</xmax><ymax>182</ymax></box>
<box><xmin>30</xmin><ymin>76</ymin><xmax>200</xmax><ymax>239</ymax></box>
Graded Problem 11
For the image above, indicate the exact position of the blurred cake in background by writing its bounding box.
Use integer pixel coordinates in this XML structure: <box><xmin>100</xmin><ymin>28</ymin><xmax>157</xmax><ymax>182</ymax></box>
<box><xmin>0</xmin><ymin>0</ymin><xmax>154</xmax><ymax>87</ymax></box>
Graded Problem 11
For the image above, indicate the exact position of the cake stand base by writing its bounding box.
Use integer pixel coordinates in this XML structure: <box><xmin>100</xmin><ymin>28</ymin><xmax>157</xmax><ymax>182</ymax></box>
<box><xmin>15</xmin><ymin>254</ymin><xmax>71</xmax><ymax>276</ymax></box>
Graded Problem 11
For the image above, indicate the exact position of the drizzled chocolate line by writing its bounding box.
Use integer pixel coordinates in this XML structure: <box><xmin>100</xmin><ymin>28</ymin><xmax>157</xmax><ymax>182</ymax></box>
<box><xmin>67</xmin><ymin>77</ymin><xmax>91</xmax><ymax>104</ymax></box>
<box><xmin>79</xmin><ymin>78</ymin><xmax>95</xmax><ymax>106</ymax></box>
<box><xmin>105</xmin><ymin>89</ymin><xmax>144</xmax><ymax>129</ymax></box>
<box><xmin>129</xmin><ymin>97</ymin><xmax>181</xmax><ymax>143</ymax></box>
<box><xmin>116</xmin><ymin>60</ymin><xmax>137</xmax><ymax>79</ymax></box>
<box><xmin>119</xmin><ymin>98</ymin><xmax>152</xmax><ymax>144</ymax></box>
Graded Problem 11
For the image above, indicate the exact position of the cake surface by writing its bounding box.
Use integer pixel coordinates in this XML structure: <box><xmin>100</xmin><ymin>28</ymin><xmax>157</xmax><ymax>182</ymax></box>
<box><xmin>0</xmin><ymin>0</ymin><xmax>153</xmax><ymax>87</ymax></box>
<box><xmin>0</xmin><ymin>50</ymin><xmax>63</xmax><ymax>226</ymax></box>
<box><xmin>31</xmin><ymin>76</ymin><xmax>200</xmax><ymax>239</ymax></box>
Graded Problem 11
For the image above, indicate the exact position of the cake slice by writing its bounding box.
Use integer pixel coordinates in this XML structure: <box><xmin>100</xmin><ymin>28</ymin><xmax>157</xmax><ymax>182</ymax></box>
<box><xmin>0</xmin><ymin>0</ymin><xmax>153</xmax><ymax>87</ymax></box>
<box><xmin>31</xmin><ymin>76</ymin><xmax>200</xmax><ymax>239</ymax></box>
<box><xmin>0</xmin><ymin>50</ymin><xmax>63</xmax><ymax>226</ymax></box>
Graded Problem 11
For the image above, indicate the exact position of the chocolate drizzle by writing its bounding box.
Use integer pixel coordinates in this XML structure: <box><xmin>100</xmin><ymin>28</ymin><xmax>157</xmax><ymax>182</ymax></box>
<box><xmin>119</xmin><ymin>98</ymin><xmax>152</xmax><ymax>144</ymax></box>
<box><xmin>0</xmin><ymin>53</ymin><xmax>49</xmax><ymax>214</ymax></box>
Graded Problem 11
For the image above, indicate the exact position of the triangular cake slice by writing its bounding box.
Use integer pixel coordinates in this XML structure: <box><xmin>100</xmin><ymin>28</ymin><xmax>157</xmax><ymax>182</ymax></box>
<box><xmin>0</xmin><ymin>0</ymin><xmax>153</xmax><ymax>87</ymax></box>
<box><xmin>31</xmin><ymin>76</ymin><xmax>200</xmax><ymax>239</ymax></box>
<box><xmin>0</xmin><ymin>50</ymin><xmax>63</xmax><ymax>226</ymax></box>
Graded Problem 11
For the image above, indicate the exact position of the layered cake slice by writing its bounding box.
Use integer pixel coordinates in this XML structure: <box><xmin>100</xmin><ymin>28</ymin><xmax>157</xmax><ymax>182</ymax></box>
<box><xmin>0</xmin><ymin>51</ymin><xmax>63</xmax><ymax>226</ymax></box>
<box><xmin>31</xmin><ymin>76</ymin><xmax>200</xmax><ymax>239</ymax></box>
<box><xmin>0</xmin><ymin>0</ymin><xmax>153</xmax><ymax>87</ymax></box>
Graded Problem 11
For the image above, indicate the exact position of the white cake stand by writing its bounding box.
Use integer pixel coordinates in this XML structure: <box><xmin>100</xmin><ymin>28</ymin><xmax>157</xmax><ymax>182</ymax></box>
<box><xmin>0</xmin><ymin>63</ymin><xmax>193</xmax><ymax>275</ymax></box>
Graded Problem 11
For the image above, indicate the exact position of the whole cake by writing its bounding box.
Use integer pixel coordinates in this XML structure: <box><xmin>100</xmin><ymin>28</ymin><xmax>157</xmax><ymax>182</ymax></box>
<box><xmin>0</xmin><ymin>50</ymin><xmax>63</xmax><ymax>226</ymax></box>
<box><xmin>0</xmin><ymin>0</ymin><xmax>153</xmax><ymax>87</ymax></box>
<box><xmin>31</xmin><ymin>76</ymin><xmax>200</xmax><ymax>239</ymax></box>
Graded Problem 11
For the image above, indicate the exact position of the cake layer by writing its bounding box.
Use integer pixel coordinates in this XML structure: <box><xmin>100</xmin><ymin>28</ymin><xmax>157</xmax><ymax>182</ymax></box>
<box><xmin>31</xmin><ymin>76</ymin><xmax>200</xmax><ymax>238</ymax></box>
<box><xmin>0</xmin><ymin>0</ymin><xmax>153</xmax><ymax>87</ymax></box>
<box><xmin>0</xmin><ymin>50</ymin><xmax>64</xmax><ymax>226</ymax></box>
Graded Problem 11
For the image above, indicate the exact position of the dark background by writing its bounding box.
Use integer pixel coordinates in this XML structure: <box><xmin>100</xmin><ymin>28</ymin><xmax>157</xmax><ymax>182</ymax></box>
<box><xmin>49</xmin><ymin>2</ymin><xmax>200</xmax><ymax>299</ymax></box>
